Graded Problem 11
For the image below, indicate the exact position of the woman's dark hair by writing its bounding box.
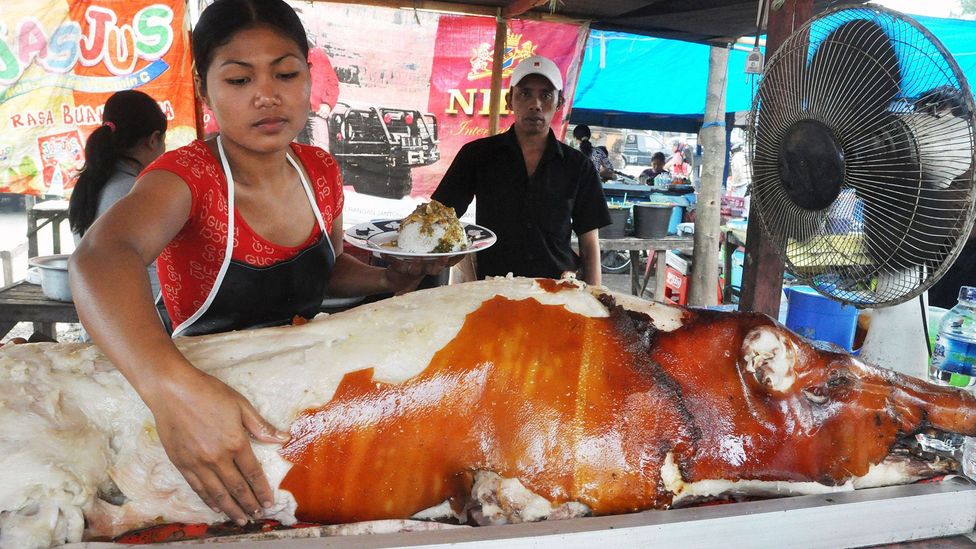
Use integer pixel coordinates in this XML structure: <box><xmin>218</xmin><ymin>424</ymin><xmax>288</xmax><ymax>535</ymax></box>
<box><xmin>192</xmin><ymin>0</ymin><xmax>309</xmax><ymax>92</ymax></box>
<box><xmin>573</xmin><ymin>125</ymin><xmax>593</xmax><ymax>156</ymax></box>
<box><xmin>572</xmin><ymin>124</ymin><xmax>591</xmax><ymax>141</ymax></box>
<box><xmin>68</xmin><ymin>90</ymin><xmax>166</xmax><ymax>237</ymax></box>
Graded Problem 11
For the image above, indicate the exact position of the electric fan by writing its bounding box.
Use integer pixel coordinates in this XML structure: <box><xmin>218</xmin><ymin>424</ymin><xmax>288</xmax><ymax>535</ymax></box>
<box><xmin>747</xmin><ymin>4</ymin><xmax>976</xmax><ymax>309</ymax></box>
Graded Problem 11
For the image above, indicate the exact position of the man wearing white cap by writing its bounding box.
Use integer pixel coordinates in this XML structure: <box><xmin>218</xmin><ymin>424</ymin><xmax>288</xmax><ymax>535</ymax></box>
<box><xmin>432</xmin><ymin>55</ymin><xmax>611</xmax><ymax>285</ymax></box>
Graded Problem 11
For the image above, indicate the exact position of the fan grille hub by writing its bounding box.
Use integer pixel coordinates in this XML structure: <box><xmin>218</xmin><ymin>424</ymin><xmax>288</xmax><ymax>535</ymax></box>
<box><xmin>779</xmin><ymin>119</ymin><xmax>845</xmax><ymax>210</ymax></box>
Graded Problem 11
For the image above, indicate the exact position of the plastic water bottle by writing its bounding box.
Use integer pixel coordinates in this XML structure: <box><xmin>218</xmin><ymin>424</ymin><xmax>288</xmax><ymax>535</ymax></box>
<box><xmin>653</xmin><ymin>172</ymin><xmax>672</xmax><ymax>190</ymax></box>
<box><xmin>919</xmin><ymin>287</ymin><xmax>976</xmax><ymax>475</ymax></box>
<box><xmin>929</xmin><ymin>286</ymin><xmax>976</xmax><ymax>388</ymax></box>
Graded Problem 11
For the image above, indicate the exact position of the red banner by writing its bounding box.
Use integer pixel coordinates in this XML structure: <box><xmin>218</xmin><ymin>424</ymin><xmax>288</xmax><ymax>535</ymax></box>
<box><xmin>0</xmin><ymin>0</ymin><xmax>196</xmax><ymax>196</ymax></box>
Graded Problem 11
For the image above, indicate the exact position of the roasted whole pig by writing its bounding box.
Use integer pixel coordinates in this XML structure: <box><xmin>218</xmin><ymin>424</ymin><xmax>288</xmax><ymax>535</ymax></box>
<box><xmin>1</xmin><ymin>277</ymin><xmax>975</xmax><ymax>547</ymax></box>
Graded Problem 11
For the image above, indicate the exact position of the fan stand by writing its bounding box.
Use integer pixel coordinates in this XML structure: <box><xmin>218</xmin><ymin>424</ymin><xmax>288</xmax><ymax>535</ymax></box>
<box><xmin>858</xmin><ymin>270</ymin><xmax>931</xmax><ymax>379</ymax></box>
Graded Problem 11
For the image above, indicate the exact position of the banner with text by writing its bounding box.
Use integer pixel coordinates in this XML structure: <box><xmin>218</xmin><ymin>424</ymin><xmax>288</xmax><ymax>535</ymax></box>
<box><xmin>292</xmin><ymin>2</ymin><xmax>587</xmax><ymax>218</ymax></box>
<box><xmin>0</xmin><ymin>0</ymin><xmax>196</xmax><ymax>196</ymax></box>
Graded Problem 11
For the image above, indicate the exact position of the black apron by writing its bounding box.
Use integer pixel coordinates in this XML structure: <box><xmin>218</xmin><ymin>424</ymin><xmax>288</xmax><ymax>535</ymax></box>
<box><xmin>171</xmin><ymin>137</ymin><xmax>335</xmax><ymax>337</ymax></box>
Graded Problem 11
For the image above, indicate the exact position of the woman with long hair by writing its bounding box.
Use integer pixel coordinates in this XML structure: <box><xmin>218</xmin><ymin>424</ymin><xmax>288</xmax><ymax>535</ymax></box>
<box><xmin>572</xmin><ymin>124</ymin><xmax>615</xmax><ymax>181</ymax></box>
<box><xmin>68</xmin><ymin>90</ymin><xmax>167</xmax><ymax>295</ymax></box>
<box><xmin>69</xmin><ymin>0</ymin><xmax>450</xmax><ymax>525</ymax></box>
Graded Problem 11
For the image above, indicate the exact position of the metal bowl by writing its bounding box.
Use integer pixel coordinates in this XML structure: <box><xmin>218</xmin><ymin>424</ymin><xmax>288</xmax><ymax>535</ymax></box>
<box><xmin>28</xmin><ymin>254</ymin><xmax>72</xmax><ymax>302</ymax></box>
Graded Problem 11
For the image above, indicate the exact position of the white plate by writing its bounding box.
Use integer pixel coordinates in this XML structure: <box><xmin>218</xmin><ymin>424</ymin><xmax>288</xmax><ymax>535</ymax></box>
<box><xmin>344</xmin><ymin>219</ymin><xmax>496</xmax><ymax>258</ymax></box>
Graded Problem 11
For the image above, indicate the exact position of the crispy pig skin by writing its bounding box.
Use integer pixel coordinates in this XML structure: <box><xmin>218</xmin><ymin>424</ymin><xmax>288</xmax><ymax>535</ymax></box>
<box><xmin>280</xmin><ymin>296</ymin><xmax>697</xmax><ymax>522</ymax></box>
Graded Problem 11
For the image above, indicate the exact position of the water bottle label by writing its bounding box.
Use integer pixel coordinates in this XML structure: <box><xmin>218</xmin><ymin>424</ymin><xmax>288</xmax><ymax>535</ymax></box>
<box><xmin>932</xmin><ymin>335</ymin><xmax>976</xmax><ymax>387</ymax></box>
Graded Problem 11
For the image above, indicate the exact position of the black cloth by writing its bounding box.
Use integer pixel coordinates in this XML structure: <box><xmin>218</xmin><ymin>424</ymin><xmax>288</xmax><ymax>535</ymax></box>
<box><xmin>929</xmin><ymin>238</ymin><xmax>976</xmax><ymax>309</ymax></box>
<box><xmin>176</xmin><ymin>233</ymin><xmax>335</xmax><ymax>337</ymax></box>
<box><xmin>432</xmin><ymin>126</ymin><xmax>611</xmax><ymax>280</ymax></box>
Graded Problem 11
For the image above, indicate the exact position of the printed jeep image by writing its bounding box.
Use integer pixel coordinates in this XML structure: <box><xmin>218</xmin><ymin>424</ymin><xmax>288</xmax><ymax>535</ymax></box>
<box><xmin>328</xmin><ymin>102</ymin><xmax>440</xmax><ymax>198</ymax></box>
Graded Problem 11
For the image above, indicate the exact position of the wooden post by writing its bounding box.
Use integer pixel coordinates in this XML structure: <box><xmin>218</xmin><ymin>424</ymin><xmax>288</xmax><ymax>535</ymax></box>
<box><xmin>487</xmin><ymin>12</ymin><xmax>507</xmax><ymax>136</ymax></box>
<box><xmin>738</xmin><ymin>0</ymin><xmax>813</xmax><ymax>316</ymax></box>
<box><xmin>689</xmin><ymin>46</ymin><xmax>729</xmax><ymax>307</ymax></box>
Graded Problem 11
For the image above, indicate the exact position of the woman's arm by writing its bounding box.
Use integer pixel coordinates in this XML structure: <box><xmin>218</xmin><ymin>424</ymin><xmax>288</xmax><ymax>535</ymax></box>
<box><xmin>70</xmin><ymin>170</ymin><xmax>286</xmax><ymax>526</ymax></box>
<box><xmin>324</xmin><ymin>212</ymin><xmax>457</xmax><ymax>297</ymax></box>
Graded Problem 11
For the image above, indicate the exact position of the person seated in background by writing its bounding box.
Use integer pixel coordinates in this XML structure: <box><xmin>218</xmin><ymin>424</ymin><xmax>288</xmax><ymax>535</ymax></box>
<box><xmin>68</xmin><ymin>90</ymin><xmax>168</xmax><ymax>298</ymax></box>
<box><xmin>572</xmin><ymin>124</ymin><xmax>616</xmax><ymax>181</ymax></box>
<box><xmin>639</xmin><ymin>152</ymin><xmax>668</xmax><ymax>185</ymax></box>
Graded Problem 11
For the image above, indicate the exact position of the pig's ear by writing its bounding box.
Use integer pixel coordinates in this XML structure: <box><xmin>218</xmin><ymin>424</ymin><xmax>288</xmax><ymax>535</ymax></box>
<box><xmin>741</xmin><ymin>326</ymin><xmax>799</xmax><ymax>393</ymax></box>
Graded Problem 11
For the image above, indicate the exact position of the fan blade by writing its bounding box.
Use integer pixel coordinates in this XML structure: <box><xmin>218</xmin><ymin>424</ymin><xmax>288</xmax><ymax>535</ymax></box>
<box><xmin>906</xmin><ymin>87</ymin><xmax>974</xmax><ymax>190</ymax></box>
<box><xmin>806</xmin><ymin>18</ymin><xmax>901</xmax><ymax>138</ymax></box>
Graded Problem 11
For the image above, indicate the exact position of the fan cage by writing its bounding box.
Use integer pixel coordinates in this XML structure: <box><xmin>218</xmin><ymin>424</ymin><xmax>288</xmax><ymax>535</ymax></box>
<box><xmin>747</xmin><ymin>4</ymin><xmax>976</xmax><ymax>307</ymax></box>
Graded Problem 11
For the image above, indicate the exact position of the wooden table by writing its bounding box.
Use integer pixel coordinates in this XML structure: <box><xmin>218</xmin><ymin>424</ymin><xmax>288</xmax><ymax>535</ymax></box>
<box><xmin>600</xmin><ymin>236</ymin><xmax>694</xmax><ymax>300</ymax></box>
<box><xmin>0</xmin><ymin>280</ymin><xmax>368</xmax><ymax>340</ymax></box>
<box><xmin>0</xmin><ymin>280</ymin><xmax>78</xmax><ymax>338</ymax></box>
<box><xmin>27</xmin><ymin>199</ymin><xmax>70</xmax><ymax>257</ymax></box>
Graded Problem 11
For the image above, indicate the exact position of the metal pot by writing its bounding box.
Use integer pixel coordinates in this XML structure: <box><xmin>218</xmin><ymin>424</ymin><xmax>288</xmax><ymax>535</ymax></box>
<box><xmin>28</xmin><ymin>254</ymin><xmax>72</xmax><ymax>302</ymax></box>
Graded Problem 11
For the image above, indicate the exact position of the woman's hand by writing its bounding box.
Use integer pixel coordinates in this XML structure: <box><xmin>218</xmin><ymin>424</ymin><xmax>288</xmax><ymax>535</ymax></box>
<box><xmin>147</xmin><ymin>368</ymin><xmax>288</xmax><ymax>525</ymax></box>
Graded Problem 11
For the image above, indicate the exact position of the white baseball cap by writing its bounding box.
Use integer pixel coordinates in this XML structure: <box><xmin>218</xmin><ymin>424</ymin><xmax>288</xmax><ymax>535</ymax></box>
<box><xmin>510</xmin><ymin>55</ymin><xmax>563</xmax><ymax>92</ymax></box>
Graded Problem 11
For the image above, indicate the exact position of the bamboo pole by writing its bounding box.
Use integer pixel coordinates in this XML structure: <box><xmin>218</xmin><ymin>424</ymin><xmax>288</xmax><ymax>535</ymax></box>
<box><xmin>738</xmin><ymin>0</ymin><xmax>813</xmax><ymax>316</ymax></box>
<box><xmin>488</xmin><ymin>12</ymin><xmax>507</xmax><ymax>136</ymax></box>
<box><xmin>688</xmin><ymin>46</ymin><xmax>729</xmax><ymax>307</ymax></box>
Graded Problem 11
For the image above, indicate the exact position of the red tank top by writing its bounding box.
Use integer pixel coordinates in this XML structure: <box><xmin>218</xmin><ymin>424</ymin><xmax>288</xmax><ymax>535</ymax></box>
<box><xmin>148</xmin><ymin>140</ymin><xmax>344</xmax><ymax>328</ymax></box>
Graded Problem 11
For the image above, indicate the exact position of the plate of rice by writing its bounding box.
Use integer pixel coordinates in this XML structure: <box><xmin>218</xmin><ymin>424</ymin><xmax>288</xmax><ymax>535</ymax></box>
<box><xmin>344</xmin><ymin>201</ymin><xmax>496</xmax><ymax>258</ymax></box>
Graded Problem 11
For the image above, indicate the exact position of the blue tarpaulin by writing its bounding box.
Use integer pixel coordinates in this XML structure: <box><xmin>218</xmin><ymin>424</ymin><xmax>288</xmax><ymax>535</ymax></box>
<box><xmin>570</xmin><ymin>15</ymin><xmax>976</xmax><ymax>132</ymax></box>
<box><xmin>570</xmin><ymin>31</ymin><xmax>757</xmax><ymax>132</ymax></box>
<box><xmin>912</xmin><ymin>15</ymin><xmax>976</xmax><ymax>90</ymax></box>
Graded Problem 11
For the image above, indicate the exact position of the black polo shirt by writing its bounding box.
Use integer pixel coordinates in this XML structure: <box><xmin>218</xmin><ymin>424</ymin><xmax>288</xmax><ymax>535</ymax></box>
<box><xmin>432</xmin><ymin>126</ymin><xmax>611</xmax><ymax>279</ymax></box>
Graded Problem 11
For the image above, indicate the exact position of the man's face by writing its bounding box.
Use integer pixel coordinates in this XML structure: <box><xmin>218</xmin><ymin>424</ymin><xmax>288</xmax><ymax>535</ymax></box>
<box><xmin>651</xmin><ymin>157</ymin><xmax>664</xmax><ymax>172</ymax></box>
<box><xmin>506</xmin><ymin>74</ymin><xmax>562</xmax><ymax>136</ymax></box>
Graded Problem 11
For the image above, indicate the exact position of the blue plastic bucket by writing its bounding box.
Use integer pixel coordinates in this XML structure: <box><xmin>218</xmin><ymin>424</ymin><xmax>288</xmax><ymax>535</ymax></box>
<box><xmin>667</xmin><ymin>205</ymin><xmax>683</xmax><ymax>234</ymax></box>
<box><xmin>731</xmin><ymin>249</ymin><xmax>744</xmax><ymax>290</ymax></box>
<box><xmin>784</xmin><ymin>286</ymin><xmax>859</xmax><ymax>351</ymax></box>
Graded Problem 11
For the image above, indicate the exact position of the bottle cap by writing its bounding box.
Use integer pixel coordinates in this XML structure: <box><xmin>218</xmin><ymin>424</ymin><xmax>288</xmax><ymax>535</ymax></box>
<box><xmin>959</xmin><ymin>286</ymin><xmax>976</xmax><ymax>303</ymax></box>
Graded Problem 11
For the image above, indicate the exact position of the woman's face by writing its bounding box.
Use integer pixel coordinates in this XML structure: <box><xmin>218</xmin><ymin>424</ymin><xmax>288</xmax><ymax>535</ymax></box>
<box><xmin>201</xmin><ymin>27</ymin><xmax>310</xmax><ymax>153</ymax></box>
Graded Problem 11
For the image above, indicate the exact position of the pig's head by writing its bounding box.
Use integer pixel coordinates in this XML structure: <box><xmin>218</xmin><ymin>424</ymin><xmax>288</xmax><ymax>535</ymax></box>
<box><xmin>737</xmin><ymin>323</ymin><xmax>976</xmax><ymax>483</ymax></box>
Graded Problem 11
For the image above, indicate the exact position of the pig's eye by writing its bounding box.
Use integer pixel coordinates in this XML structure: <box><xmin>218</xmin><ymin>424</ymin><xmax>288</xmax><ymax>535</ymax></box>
<box><xmin>827</xmin><ymin>368</ymin><xmax>854</xmax><ymax>389</ymax></box>
<box><xmin>802</xmin><ymin>386</ymin><xmax>829</xmax><ymax>404</ymax></box>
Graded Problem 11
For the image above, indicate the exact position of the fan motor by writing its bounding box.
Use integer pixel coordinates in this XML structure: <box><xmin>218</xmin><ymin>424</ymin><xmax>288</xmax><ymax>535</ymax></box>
<box><xmin>778</xmin><ymin>119</ymin><xmax>845</xmax><ymax>211</ymax></box>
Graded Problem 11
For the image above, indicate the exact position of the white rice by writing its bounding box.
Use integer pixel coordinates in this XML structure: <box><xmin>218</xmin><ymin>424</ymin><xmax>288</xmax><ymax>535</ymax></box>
<box><xmin>398</xmin><ymin>223</ymin><xmax>463</xmax><ymax>253</ymax></box>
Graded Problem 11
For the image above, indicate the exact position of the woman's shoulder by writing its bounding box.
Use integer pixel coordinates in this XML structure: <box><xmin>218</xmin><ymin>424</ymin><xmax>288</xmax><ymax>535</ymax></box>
<box><xmin>289</xmin><ymin>142</ymin><xmax>343</xmax><ymax>214</ymax></box>
<box><xmin>147</xmin><ymin>140</ymin><xmax>217</xmax><ymax>173</ymax></box>
<box><xmin>142</xmin><ymin>140</ymin><xmax>223</xmax><ymax>213</ymax></box>
<box><xmin>289</xmin><ymin>142</ymin><xmax>341</xmax><ymax>188</ymax></box>
<box><xmin>289</xmin><ymin>142</ymin><xmax>338</xmax><ymax>167</ymax></box>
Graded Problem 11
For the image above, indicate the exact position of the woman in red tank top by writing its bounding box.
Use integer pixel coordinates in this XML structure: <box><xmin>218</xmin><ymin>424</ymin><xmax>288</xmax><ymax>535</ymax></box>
<box><xmin>69</xmin><ymin>0</ymin><xmax>452</xmax><ymax>526</ymax></box>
